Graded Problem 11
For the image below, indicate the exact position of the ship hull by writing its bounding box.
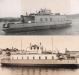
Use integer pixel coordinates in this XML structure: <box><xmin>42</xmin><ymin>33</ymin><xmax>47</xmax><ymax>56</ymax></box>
<box><xmin>1</xmin><ymin>59</ymin><xmax>77</xmax><ymax>68</ymax></box>
<box><xmin>1</xmin><ymin>63</ymin><xmax>78</xmax><ymax>68</ymax></box>
<box><xmin>3</xmin><ymin>23</ymin><xmax>71</xmax><ymax>33</ymax></box>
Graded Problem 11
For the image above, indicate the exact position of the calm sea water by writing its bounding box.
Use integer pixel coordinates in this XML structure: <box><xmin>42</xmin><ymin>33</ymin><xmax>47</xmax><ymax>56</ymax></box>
<box><xmin>0</xmin><ymin>18</ymin><xmax>79</xmax><ymax>35</ymax></box>
<box><xmin>0</xmin><ymin>66</ymin><xmax>79</xmax><ymax>75</ymax></box>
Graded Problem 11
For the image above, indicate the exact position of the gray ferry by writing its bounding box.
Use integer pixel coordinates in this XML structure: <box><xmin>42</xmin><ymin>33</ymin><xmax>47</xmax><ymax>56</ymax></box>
<box><xmin>2</xmin><ymin>9</ymin><xmax>72</xmax><ymax>33</ymax></box>
<box><xmin>1</xmin><ymin>43</ymin><xmax>78</xmax><ymax>68</ymax></box>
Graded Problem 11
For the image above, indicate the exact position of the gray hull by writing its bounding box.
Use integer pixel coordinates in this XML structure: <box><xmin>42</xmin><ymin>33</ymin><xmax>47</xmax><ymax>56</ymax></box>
<box><xmin>3</xmin><ymin>23</ymin><xmax>71</xmax><ymax>33</ymax></box>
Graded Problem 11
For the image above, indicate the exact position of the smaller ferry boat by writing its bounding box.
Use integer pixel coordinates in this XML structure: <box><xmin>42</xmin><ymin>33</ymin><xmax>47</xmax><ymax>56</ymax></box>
<box><xmin>1</xmin><ymin>43</ymin><xmax>78</xmax><ymax>68</ymax></box>
<box><xmin>2</xmin><ymin>9</ymin><xmax>72</xmax><ymax>33</ymax></box>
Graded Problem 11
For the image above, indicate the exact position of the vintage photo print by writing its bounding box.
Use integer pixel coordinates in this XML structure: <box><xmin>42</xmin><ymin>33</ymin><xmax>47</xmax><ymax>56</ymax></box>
<box><xmin>0</xmin><ymin>36</ymin><xmax>79</xmax><ymax>75</ymax></box>
<box><xmin>0</xmin><ymin>0</ymin><xmax>79</xmax><ymax>35</ymax></box>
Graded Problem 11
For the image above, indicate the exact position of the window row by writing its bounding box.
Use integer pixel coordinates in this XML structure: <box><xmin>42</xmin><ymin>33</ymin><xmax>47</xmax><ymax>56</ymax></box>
<box><xmin>12</xmin><ymin>56</ymin><xmax>54</xmax><ymax>60</ymax></box>
<box><xmin>40</xmin><ymin>18</ymin><xmax>52</xmax><ymax>22</ymax></box>
<box><xmin>40</xmin><ymin>18</ymin><xmax>66</xmax><ymax>22</ymax></box>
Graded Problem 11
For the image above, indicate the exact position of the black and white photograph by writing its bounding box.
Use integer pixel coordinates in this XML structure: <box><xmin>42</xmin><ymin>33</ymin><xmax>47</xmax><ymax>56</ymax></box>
<box><xmin>1</xmin><ymin>0</ymin><xmax>79</xmax><ymax>75</ymax></box>
<box><xmin>0</xmin><ymin>0</ymin><xmax>79</xmax><ymax>35</ymax></box>
<box><xmin>0</xmin><ymin>36</ymin><xmax>79</xmax><ymax>75</ymax></box>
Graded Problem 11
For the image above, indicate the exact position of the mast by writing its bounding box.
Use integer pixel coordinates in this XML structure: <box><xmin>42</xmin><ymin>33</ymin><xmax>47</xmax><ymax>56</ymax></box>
<box><xmin>21</xmin><ymin>40</ymin><xmax>22</xmax><ymax>51</ymax></box>
<box><xmin>11</xmin><ymin>40</ymin><xmax>14</xmax><ymax>49</ymax></box>
<box><xmin>51</xmin><ymin>37</ymin><xmax>53</xmax><ymax>53</ymax></box>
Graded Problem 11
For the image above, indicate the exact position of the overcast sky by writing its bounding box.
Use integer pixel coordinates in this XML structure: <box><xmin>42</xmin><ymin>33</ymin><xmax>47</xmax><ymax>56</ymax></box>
<box><xmin>0</xmin><ymin>36</ymin><xmax>79</xmax><ymax>52</ymax></box>
<box><xmin>0</xmin><ymin>0</ymin><xmax>79</xmax><ymax>17</ymax></box>
<box><xmin>0</xmin><ymin>36</ymin><xmax>52</xmax><ymax>51</ymax></box>
<box><xmin>0</xmin><ymin>0</ymin><xmax>21</xmax><ymax>17</ymax></box>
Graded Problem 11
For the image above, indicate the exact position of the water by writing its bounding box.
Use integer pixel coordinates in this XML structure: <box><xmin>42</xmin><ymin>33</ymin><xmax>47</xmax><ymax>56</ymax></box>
<box><xmin>0</xmin><ymin>18</ymin><xmax>79</xmax><ymax>35</ymax></box>
<box><xmin>0</xmin><ymin>66</ymin><xmax>79</xmax><ymax>75</ymax></box>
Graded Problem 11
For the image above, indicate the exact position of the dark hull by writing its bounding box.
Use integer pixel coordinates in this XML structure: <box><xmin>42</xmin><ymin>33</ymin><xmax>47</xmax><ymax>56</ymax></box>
<box><xmin>3</xmin><ymin>23</ymin><xmax>71</xmax><ymax>33</ymax></box>
<box><xmin>1</xmin><ymin>63</ymin><xmax>78</xmax><ymax>68</ymax></box>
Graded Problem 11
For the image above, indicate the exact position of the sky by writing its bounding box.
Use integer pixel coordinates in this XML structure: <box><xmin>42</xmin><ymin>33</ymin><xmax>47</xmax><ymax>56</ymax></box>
<box><xmin>0</xmin><ymin>0</ymin><xmax>79</xmax><ymax>17</ymax></box>
<box><xmin>0</xmin><ymin>0</ymin><xmax>21</xmax><ymax>17</ymax></box>
<box><xmin>0</xmin><ymin>36</ymin><xmax>79</xmax><ymax>52</ymax></box>
<box><xmin>70</xmin><ymin>0</ymin><xmax>79</xmax><ymax>14</ymax></box>
<box><xmin>53</xmin><ymin>36</ymin><xmax>79</xmax><ymax>51</ymax></box>
<box><xmin>0</xmin><ymin>36</ymin><xmax>52</xmax><ymax>51</ymax></box>
<box><xmin>21</xmin><ymin>0</ymin><xmax>70</xmax><ymax>15</ymax></box>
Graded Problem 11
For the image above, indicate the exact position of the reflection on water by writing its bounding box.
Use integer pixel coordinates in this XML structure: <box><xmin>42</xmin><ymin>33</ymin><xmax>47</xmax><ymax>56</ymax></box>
<box><xmin>0</xmin><ymin>66</ymin><xmax>79</xmax><ymax>75</ymax></box>
<box><xmin>0</xmin><ymin>18</ymin><xmax>79</xmax><ymax>35</ymax></box>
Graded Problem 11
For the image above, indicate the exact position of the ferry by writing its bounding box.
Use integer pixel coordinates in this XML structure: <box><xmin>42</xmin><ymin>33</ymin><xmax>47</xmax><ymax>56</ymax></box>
<box><xmin>2</xmin><ymin>9</ymin><xmax>72</xmax><ymax>33</ymax></box>
<box><xmin>1</xmin><ymin>43</ymin><xmax>78</xmax><ymax>68</ymax></box>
